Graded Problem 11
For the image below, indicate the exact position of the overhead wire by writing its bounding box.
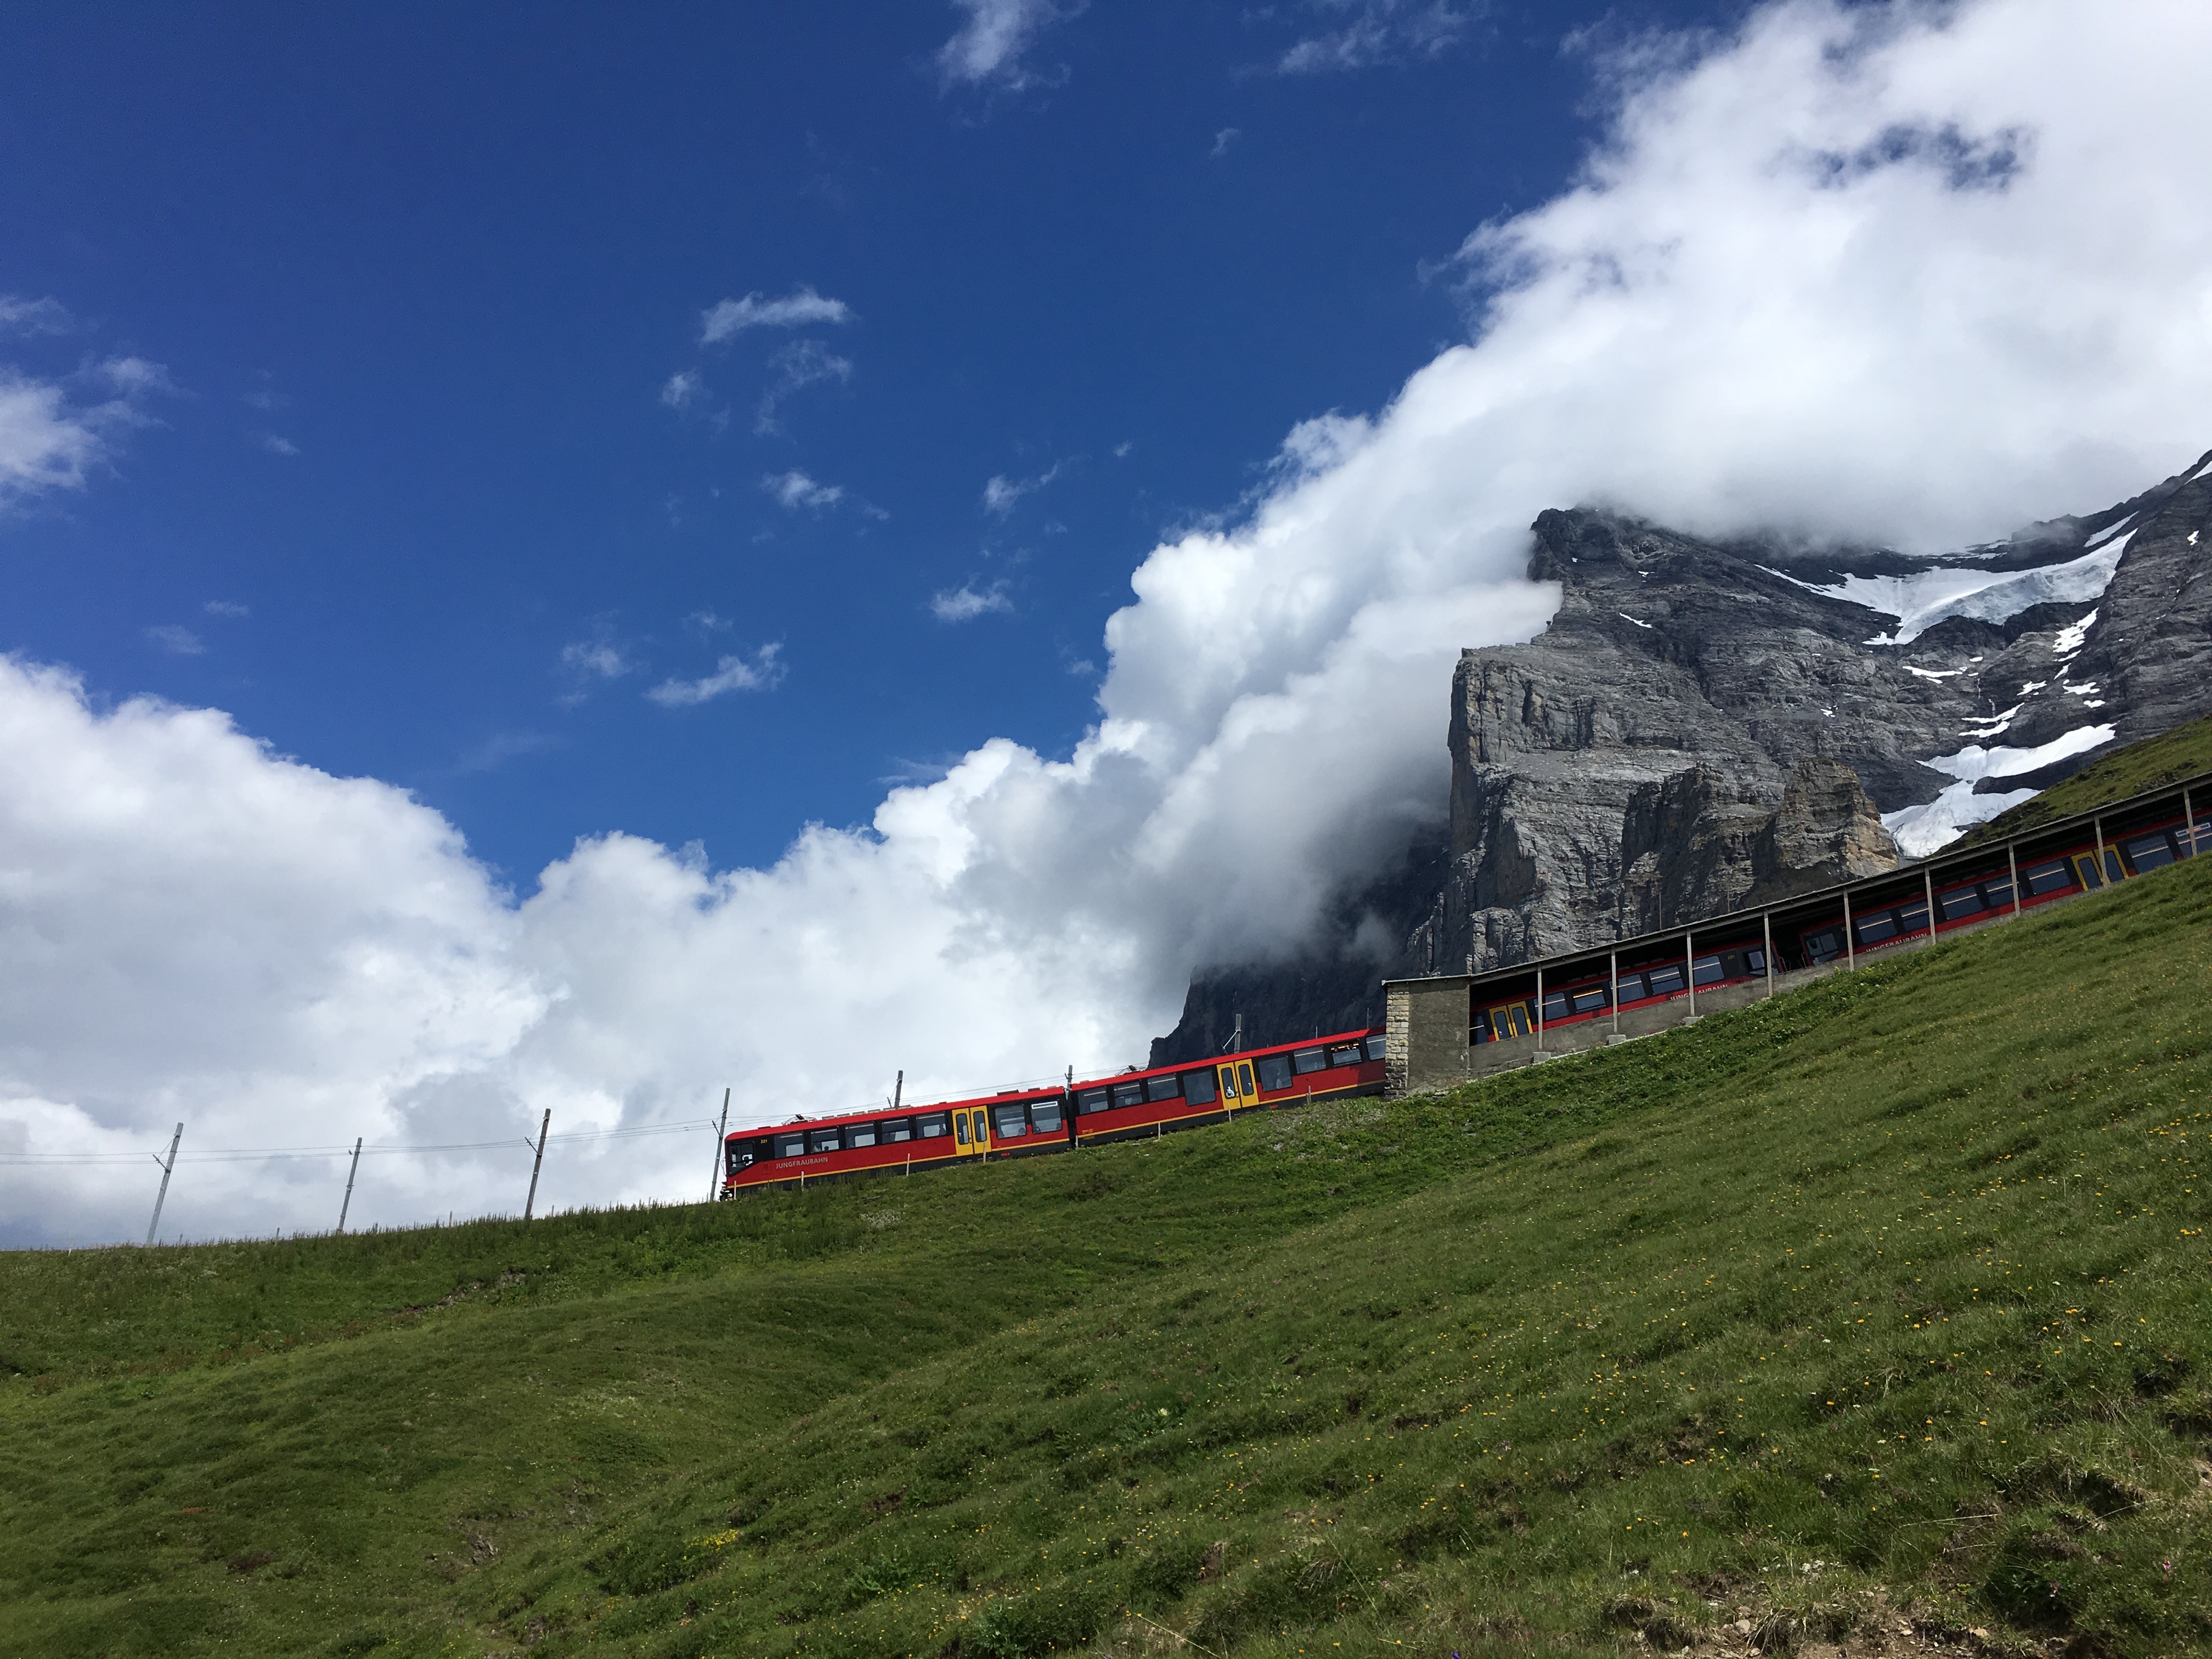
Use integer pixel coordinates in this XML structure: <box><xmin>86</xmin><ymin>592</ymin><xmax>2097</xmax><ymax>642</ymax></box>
<box><xmin>0</xmin><ymin>1118</ymin><xmax>720</xmax><ymax>1167</ymax></box>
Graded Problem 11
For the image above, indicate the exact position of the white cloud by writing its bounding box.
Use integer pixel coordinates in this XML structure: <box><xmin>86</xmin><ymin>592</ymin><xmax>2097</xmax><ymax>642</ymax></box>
<box><xmin>936</xmin><ymin>0</ymin><xmax>1086</xmax><ymax>91</ymax></box>
<box><xmin>204</xmin><ymin>600</ymin><xmax>250</xmax><ymax>619</ymax></box>
<box><xmin>754</xmin><ymin>341</ymin><xmax>854</xmax><ymax>433</ymax></box>
<box><xmin>1211</xmin><ymin>127</ymin><xmax>1241</xmax><ymax>159</ymax></box>
<box><xmin>763</xmin><ymin>470</ymin><xmax>845</xmax><ymax>511</ymax></box>
<box><xmin>645</xmin><ymin>644</ymin><xmax>786</xmax><ymax>707</ymax></box>
<box><xmin>700</xmin><ymin>286</ymin><xmax>851</xmax><ymax>345</ymax></box>
<box><xmin>1276</xmin><ymin>0</ymin><xmax>1478</xmax><ymax>74</ymax></box>
<box><xmin>145</xmin><ymin>625</ymin><xmax>205</xmax><ymax>657</ymax></box>
<box><xmin>12</xmin><ymin>0</ymin><xmax>2212</xmax><ymax>1244</ymax></box>
<box><xmin>659</xmin><ymin>369</ymin><xmax>705</xmax><ymax>409</ymax></box>
<box><xmin>930</xmin><ymin>581</ymin><xmax>1014</xmax><ymax>622</ymax></box>
<box><xmin>0</xmin><ymin>296</ymin><xmax>71</xmax><ymax>336</ymax></box>
<box><xmin>259</xmin><ymin>432</ymin><xmax>300</xmax><ymax>456</ymax></box>
<box><xmin>983</xmin><ymin>460</ymin><xmax>1065</xmax><ymax>515</ymax></box>
<box><xmin>557</xmin><ymin>635</ymin><xmax>637</xmax><ymax>705</ymax></box>
<box><xmin>560</xmin><ymin>640</ymin><xmax>632</xmax><ymax>681</ymax></box>
<box><xmin>0</xmin><ymin>354</ymin><xmax>172</xmax><ymax>509</ymax></box>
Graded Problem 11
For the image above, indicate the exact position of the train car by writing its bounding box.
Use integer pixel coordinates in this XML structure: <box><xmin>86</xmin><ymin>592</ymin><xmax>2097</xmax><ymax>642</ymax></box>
<box><xmin>722</xmin><ymin>1084</ymin><xmax>1068</xmax><ymax>1193</ymax></box>
<box><xmin>1797</xmin><ymin>809</ymin><xmax>2209</xmax><ymax>966</ymax></box>
<box><xmin>1472</xmin><ymin>938</ymin><xmax>1769</xmax><ymax>1044</ymax></box>
<box><xmin>1069</xmin><ymin>1029</ymin><xmax>1386</xmax><ymax>1144</ymax></box>
<box><xmin>721</xmin><ymin>1028</ymin><xmax>1387</xmax><ymax>1193</ymax></box>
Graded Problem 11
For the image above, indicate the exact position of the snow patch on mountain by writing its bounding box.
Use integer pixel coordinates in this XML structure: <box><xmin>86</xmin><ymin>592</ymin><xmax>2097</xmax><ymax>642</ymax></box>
<box><xmin>1882</xmin><ymin>721</ymin><xmax>2117</xmax><ymax>859</ymax></box>
<box><xmin>1764</xmin><ymin>535</ymin><xmax>2131</xmax><ymax>646</ymax></box>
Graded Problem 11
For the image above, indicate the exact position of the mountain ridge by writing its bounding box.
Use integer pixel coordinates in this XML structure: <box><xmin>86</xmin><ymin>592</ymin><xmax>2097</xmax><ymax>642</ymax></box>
<box><xmin>1153</xmin><ymin>446</ymin><xmax>2212</xmax><ymax>1064</ymax></box>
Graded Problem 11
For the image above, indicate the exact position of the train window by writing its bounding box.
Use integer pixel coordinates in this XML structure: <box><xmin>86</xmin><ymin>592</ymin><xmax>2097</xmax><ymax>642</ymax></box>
<box><xmin>727</xmin><ymin>1143</ymin><xmax>755</xmax><ymax>1174</ymax></box>
<box><xmin>1237</xmin><ymin>1062</ymin><xmax>1255</xmax><ymax>1097</ymax></box>
<box><xmin>1146</xmin><ymin>1074</ymin><xmax>1182</xmax><ymax>1103</ymax></box>
<box><xmin>1937</xmin><ymin>887</ymin><xmax>1984</xmax><ymax>922</ymax></box>
<box><xmin>1113</xmin><ymin>1080</ymin><xmax>1147</xmax><ymax>1109</ymax></box>
<box><xmin>849</xmin><ymin>1122</ymin><xmax>879</xmax><ymax>1149</ymax></box>
<box><xmin>883</xmin><ymin>1118</ymin><xmax>913</xmax><ymax>1144</ymax></box>
<box><xmin>1291</xmin><ymin>1047</ymin><xmax>1328</xmax><ymax>1075</ymax></box>
<box><xmin>993</xmin><ymin>1103</ymin><xmax>1029</xmax><ymax>1139</ymax></box>
<box><xmin>917</xmin><ymin>1112</ymin><xmax>951</xmax><ymax>1139</ymax></box>
<box><xmin>1691</xmin><ymin>953</ymin><xmax>1724</xmax><ymax>984</ymax></box>
<box><xmin>1255</xmin><ymin>1054</ymin><xmax>1291</xmax><ymax>1093</ymax></box>
<box><xmin>2104</xmin><ymin>849</ymin><xmax>2125</xmax><ymax>884</ymax></box>
<box><xmin>1540</xmin><ymin>991</ymin><xmax>1571</xmax><ymax>1024</ymax></box>
<box><xmin>775</xmin><ymin>1132</ymin><xmax>806</xmax><ymax>1160</ymax></box>
<box><xmin>1076</xmin><ymin>1087</ymin><xmax>1111</xmax><ymax>1114</ymax></box>
<box><xmin>1364</xmin><ymin>1035</ymin><xmax>1387</xmax><ymax>1062</ymax></box>
<box><xmin>1645</xmin><ymin>963</ymin><xmax>1686</xmax><ymax>996</ymax></box>
<box><xmin>1983</xmin><ymin>877</ymin><xmax>2015</xmax><ymax>908</ymax></box>
<box><xmin>2073</xmin><ymin>854</ymin><xmax>2103</xmax><ymax>890</ymax></box>
<box><xmin>1329</xmin><ymin>1043</ymin><xmax>1364</xmax><ymax>1068</ymax></box>
<box><xmin>1182</xmin><ymin>1069</ymin><xmax>1216</xmax><ymax>1104</ymax></box>
<box><xmin>1894</xmin><ymin>900</ymin><xmax>1928</xmax><ymax>935</ymax></box>
<box><xmin>2193</xmin><ymin>817</ymin><xmax>2212</xmax><ymax>854</ymax></box>
<box><xmin>1470</xmin><ymin>1009</ymin><xmax>1494</xmax><ymax>1043</ymax></box>
<box><xmin>1030</xmin><ymin>1099</ymin><xmax>1063</xmax><ymax>1133</ymax></box>
<box><xmin>2023</xmin><ymin>859</ymin><xmax>2074</xmax><ymax>896</ymax></box>
<box><xmin>953</xmin><ymin>1114</ymin><xmax>969</xmax><ymax>1145</ymax></box>
<box><xmin>2124</xmin><ymin>831</ymin><xmax>2177</xmax><ymax>871</ymax></box>
<box><xmin>808</xmin><ymin>1126</ymin><xmax>843</xmax><ymax>1154</ymax></box>
<box><xmin>1854</xmin><ymin>911</ymin><xmax>1897</xmax><ymax>945</ymax></box>
<box><xmin>1802</xmin><ymin>928</ymin><xmax>1843</xmax><ymax>965</ymax></box>
<box><xmin>1570</xmin><ymin>986</ymin><xmax>1609</xmax><ymax>1014</ymax></box>
<box><xmin>1748</xmin><ymin>947</ymin><xmax>1767</xmax><ymax>972</ymax></box>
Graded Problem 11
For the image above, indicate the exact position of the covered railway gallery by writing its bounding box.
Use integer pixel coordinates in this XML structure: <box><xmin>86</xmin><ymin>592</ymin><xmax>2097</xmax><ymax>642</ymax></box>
<box><xmin>1382</xmin><ymin>770</ymin><xmax>2211</xmax><ymax>1097</ymax></box>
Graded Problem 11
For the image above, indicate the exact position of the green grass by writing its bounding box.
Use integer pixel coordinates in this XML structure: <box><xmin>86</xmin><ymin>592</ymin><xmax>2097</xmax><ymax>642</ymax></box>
<box><xmin>1953</xmin><ymin>709</ymin><xmax>2212</xmax><ymax>850</ymax></box>
<box><xmin>6</xmin><ymin>860</ymin><xmax>2212</xmax><ymax>1657</ymax></box>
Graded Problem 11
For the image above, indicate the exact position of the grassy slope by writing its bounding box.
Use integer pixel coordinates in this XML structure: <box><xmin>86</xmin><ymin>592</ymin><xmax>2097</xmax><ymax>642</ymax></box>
<box><xmin>3</xmin><ymin>867</ymin><xmax>2209</xmax><ymax>1656</ymax></box>
<box><xmin>1953</xmin><ymin>710</ymin><xmax>2212</xmax><ymax>850</ymax></box>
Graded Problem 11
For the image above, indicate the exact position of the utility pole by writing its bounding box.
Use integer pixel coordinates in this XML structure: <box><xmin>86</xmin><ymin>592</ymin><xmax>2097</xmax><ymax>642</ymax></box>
<box><xmin>337</xmin><ymin>1137</ymin><xmax>363</xmax><ymax>1233</ymax></box>
<box><xmin>144</xmin><ymin>1123</ymin><xmax>183</xmax><ymax>1248</ymax></box>
<box><xmin>892</xmin><ymin>1069</ymin><xmax>902</xmax><ymax>1112</ymax></box>
<box><xmin>524</xmin><ymin>1109</ymin><xmax>551</xmax><ymax>1222</ymax></box>
<box><xmin>707</xmin><ymin>1088</ymin><xmax>730</xmax><ymax>1203</ymax></box>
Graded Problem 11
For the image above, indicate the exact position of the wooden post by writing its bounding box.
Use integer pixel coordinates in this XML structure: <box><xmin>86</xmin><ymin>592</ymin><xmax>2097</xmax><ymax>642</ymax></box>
<box><xmin>524</xmin><ymin>1108</ymin><xmax>551</xmax><ymax>1222</ymax></box>
<box><xmin>1762</xmin><ymin>912</ymin><xmax>1774</xmax><ymax>997</ymax></box>
<box><xmin>707</xmin><ymin>1088</ymin><xmax>730</xmax><ymax>1203</ymax></box>
<box><xmin>1685</xmin><ymin>930</ymin><xmax>1696</xmax><ymax>1017</ymax></box>
<box><xmin>2007</xmin><ymin>842</ymin><xmax>2021</xmax><ymax>918</ymax></box>
<box><xmin>1843</xmin><ymin>889</ymin><xmax>1855</xmax><ymax>970</ymax></box>
<box><xmin>1609</xmin><ymin>949</ymin><xmax>1620</xmax><ymax>1034</ymax></box>
<box><xmin>144</xmin><ymin>1122</ymin><xmax>183</xmax><ymax>1248</ymax></box>
<box><xmin>337</xmin><ymin>1137</ymin><xmax>363</xmax><ymax>1234</ymax></box>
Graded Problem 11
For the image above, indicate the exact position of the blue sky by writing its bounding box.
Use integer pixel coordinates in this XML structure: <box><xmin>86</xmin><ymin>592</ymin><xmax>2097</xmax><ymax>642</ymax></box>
<box><xmin>9</xmin><ymin>0</ymin><xmax>2210</xmax><ymax>1243</ymax></box>
<box><xmin>0</xmin><ymin>0</ymin><xmax>1728</xmax><ymax>885</ymax></box>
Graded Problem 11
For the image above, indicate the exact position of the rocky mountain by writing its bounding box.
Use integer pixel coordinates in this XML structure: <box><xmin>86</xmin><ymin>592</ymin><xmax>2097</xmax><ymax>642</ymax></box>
<box><xmin>1151</xmin><ymin>447</ymin><xmax>2212</xmax><ymax>1064</ymax></box>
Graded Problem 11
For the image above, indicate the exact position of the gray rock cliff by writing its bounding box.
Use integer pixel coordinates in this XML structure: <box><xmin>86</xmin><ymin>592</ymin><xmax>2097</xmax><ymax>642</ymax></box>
<box><xmin>1152</xmin><ymin>447</ymin><xmax>2212</xmax><ymax>1063</ymax></box>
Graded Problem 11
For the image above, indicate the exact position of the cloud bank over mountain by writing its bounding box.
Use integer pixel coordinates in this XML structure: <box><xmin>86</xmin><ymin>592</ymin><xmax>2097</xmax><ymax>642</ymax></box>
<box><xmin>8</xmin><ymin>0</ymin><xmax>2212</xmax><ymax>1243</ymax></box>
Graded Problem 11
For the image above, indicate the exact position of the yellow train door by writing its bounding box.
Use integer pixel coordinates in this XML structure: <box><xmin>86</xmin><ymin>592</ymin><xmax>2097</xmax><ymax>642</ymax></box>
<box><xmin>1216</xmin><ymin>1062</ymin><xmax>1241</xmax><ymax>1110</ymax></box>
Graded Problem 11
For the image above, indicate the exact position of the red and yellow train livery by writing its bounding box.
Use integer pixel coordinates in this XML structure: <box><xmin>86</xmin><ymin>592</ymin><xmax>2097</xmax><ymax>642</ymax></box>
<box><xmin>720</xmin><ymin>1028</ymin><xmax>1386</xmax><ymax>1194</ymax></box>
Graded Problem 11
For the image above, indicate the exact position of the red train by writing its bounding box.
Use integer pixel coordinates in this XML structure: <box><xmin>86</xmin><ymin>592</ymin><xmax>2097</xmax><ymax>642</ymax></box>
<box><xmin>1471</xmin><ymin>805</ymin><xmax>2208</xmax><ymax>1046</ymax></box>
<box><xmin>721</xmin><ymin>1029</ymin><xmax>1387</xmax><ymax>1193</ymax></box>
